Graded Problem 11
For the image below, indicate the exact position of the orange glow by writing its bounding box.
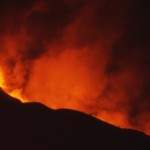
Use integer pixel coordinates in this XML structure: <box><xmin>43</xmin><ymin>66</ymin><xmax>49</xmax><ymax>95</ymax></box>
<box><xmin>8</xmin><ymin>89</ymin><xmax>25</xmax><ymax>102</ymax></box>
<box><xmin>24</xmin><ymin>48</ymin><xmax>107</xmax><ymax>109</ymax></box>
<box><xmin>0</xmin><ymin>68</ymin><xmax>25</xmax><ymax>102</ymax></box>
<box><xmin>0</xmin><ymin>68</ymin><xmax>5</xmax><ymax>88</ymax></box>
<box><xmin>0</xmin><ymin>0</ymin><xmax>149</xmax><ymax>136</ymax></box>
<box><xmin>1</xmin><ymin>44</ymin><xmax>148</xmax><ymax>134</ymax></box>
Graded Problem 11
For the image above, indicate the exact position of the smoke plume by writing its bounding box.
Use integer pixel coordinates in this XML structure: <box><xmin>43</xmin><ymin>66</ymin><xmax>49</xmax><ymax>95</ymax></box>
<box><xmin>0</xmin><ymin>0</ymin><xmax>150</xmax><ymax>134</ymax></box>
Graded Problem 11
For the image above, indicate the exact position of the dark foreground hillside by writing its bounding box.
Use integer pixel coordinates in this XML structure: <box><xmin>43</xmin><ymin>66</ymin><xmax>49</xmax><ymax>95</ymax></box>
<box><xmin>0</xmin><ymin>88</ymin><xmax>150</xmax><ymax>150</ymax></box>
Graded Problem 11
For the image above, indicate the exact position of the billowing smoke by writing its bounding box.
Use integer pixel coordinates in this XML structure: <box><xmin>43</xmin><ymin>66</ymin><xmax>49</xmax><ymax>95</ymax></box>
<box><xmin>0</xmin><ymin>0</ymin><xmax>149</xmax><ymax>134</ymax></box>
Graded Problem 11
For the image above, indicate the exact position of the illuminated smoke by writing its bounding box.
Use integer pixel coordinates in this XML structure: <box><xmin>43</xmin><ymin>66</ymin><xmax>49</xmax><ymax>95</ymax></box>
<box><xmin>0</xmin><ymin>0</ymin><xmax>149</xmax><ymax>134</ymax></box>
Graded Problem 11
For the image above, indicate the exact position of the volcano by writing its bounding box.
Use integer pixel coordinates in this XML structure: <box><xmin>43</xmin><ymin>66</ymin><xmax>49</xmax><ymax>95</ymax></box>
<box><xmin>0</xmin><ymin>88</ymin><xmax>150</xmax><ymax>150</ymax></box>
<box><xmin>0</xmin><ymin>0</ymin><xmax>150</xmax><ymax>135</ymax></box>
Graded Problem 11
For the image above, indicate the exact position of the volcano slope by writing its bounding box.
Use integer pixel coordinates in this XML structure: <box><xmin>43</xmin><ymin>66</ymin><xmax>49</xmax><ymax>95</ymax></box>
<box><xmin>0</xmin><ymin>88</ymin><xmax>150</xmax><ymax>150</ymax></box>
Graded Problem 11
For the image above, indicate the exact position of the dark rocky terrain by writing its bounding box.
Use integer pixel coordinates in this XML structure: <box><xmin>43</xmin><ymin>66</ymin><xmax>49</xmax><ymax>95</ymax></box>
<box><xmin>0</xmin><ymin>88</ymin><xmax>150</xmax><ymax>150</ymax></box>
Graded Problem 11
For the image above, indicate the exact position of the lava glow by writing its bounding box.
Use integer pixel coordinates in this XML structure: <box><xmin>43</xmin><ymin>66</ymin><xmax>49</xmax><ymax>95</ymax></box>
<box><xmin>0</xmin><ymin>68</ymin><xmax>24</xmax><ymax>102</ymax></box>
<box><xmin>0</xmin><ymin>0</ymin><xmax>150</xmax><ymax>135</ymax></box>
<box><xmin>0</xmin><ymin>69</ymin><xmax>5</xmax><ymax>88</ymax></box>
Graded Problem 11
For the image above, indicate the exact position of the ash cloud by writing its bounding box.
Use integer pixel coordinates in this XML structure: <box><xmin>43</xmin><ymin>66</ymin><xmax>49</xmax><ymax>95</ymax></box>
<box><xmin>0</xmin><ymin>0</ymin><xmax>149</xmax><ymax>133</ymax></box>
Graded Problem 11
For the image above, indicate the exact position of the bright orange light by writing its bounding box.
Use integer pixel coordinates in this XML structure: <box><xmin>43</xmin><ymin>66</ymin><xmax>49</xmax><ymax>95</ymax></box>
<box><xmin>8</xmin><ymin>89</ymin><xmax>26</xmax><ymax>102</ymax></box>
<box><xmin>0</xmin><ymin>67</ymin><xmax>25</xmax><ymax>102</ymax></box>
<box><xmin>0</xmin><ymin>68</ymin><xmax>5</xmax><ymax>89</ymax></box>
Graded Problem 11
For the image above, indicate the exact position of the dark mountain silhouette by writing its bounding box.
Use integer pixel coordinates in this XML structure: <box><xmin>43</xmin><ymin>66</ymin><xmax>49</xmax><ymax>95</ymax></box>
<box><xmin>0</xmin><ymin>88</ymin><xmax>150</xmax><ymax>150</ymax></box>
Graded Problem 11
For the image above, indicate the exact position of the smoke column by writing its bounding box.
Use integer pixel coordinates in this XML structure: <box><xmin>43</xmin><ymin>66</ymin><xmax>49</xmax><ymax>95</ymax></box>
<box><xmin>0</xmin><ymin>0</ymin><xmax>149</xmax><ymax>134</ymax></box>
